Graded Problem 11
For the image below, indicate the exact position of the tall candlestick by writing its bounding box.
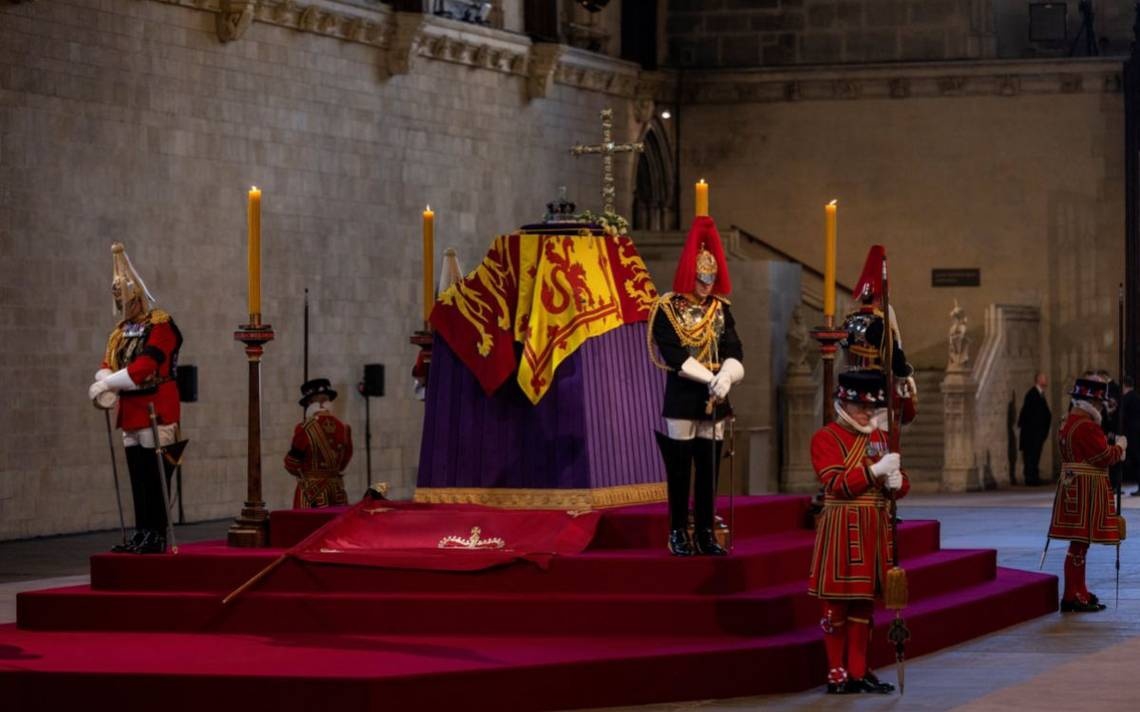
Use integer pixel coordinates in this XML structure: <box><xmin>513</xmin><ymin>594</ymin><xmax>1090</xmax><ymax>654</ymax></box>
<box><xmin>824</xmin><ymin>199</ymin><xmax>837</xmax><ymax>322</ymax></box>
<box><xmin>247</xmin><ymin>187</ymin><xmax>261</xmax><ymax>321</ymax></box>
<box><xmin>422</xmin><ymin>205</ymin><xmax>435</xmax><ymax>326</ymax></box>
<box><xmin>695</xmin><ymin>179</ymin><xmax>709</xmax><ymax>217</ymax></box>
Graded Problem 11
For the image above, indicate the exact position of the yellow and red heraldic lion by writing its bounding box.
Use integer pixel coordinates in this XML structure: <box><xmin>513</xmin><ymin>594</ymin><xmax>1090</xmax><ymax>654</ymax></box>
<box><xmin>807</xmin><ymin>370</ymin><xmax>909</xmax><ymax>694</ymax></box>
<box><xmin>1048</xmin><ymin>376</ymin><xmax>1126</xmax><ymax>612</ymax></box>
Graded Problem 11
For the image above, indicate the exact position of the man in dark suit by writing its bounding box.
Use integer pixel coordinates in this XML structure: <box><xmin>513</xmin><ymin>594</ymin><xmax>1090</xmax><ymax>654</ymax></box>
<box><xmin>1017</xmin><ymin>372</ymin><xmax>1052</xmax><ymax>486</ymax></box>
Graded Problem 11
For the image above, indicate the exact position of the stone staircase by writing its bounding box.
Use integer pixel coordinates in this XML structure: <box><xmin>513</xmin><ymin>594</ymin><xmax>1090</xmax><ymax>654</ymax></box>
<box><xmin>902</xmin><ymin>368</ymin><xmax>946</xmax><ymax>492</ymax></box>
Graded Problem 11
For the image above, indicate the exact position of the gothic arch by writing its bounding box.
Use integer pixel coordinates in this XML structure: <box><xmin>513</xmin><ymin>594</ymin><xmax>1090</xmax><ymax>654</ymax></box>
<box><xmin>632</xmin><ymin>118</ymin><xmax>675</xmax><ymax>232</ymax></box>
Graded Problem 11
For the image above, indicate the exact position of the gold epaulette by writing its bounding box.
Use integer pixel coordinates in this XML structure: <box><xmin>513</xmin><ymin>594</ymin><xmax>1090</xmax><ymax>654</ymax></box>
<box><xmin>148</xmin><ymin>309</ymin><xmax>172</xmax><ymax>325</ymax></box>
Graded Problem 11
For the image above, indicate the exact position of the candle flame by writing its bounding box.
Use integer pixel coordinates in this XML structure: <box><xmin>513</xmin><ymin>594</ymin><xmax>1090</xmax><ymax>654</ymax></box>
<box><xmin>828</xmin><ymin>199</ymin><xmax>837</xmax><ymax>206</ymax></box>
<box><xmin>698</xmin><ymin>179</ymin><xmax>707</xmax><ymax>185</ymax></box>
<box><xmin>425</xmin><ymin>205</ymin><xmax>432</xmax><ymax>212</ymax></box>
<box><xmin>251</xmin><ymin>186</ymin><xmax>259</xmax><ymax>192</ymax></box>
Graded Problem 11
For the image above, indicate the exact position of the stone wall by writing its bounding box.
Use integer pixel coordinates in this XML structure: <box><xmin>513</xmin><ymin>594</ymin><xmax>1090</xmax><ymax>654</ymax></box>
<box><xmin>665</xmin><ymin>0</ymin><xmax>998</xmax><ymax>67</ymax></box>
<box><xmin>0</xmin><ymin>0</ymin><xmax>652</xmax><ymax>539</ymax></box>
<box><xmin>676</xmin><ymin>59</ymin><xmax>1125</xmax><ymax>406</ymax></box>
<box><xmin>663</xmin><ymin>1</ymin><xmax>1140</xmax><ymax>68</ymax></box>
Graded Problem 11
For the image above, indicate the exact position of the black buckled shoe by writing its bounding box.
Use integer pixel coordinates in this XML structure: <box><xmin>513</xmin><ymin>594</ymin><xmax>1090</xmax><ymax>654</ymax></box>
<box><xmin>668</xmin><ymin>528</ymin><xmax>694</xmax><ymax>557</ymax></box>
<box><xmin>111</xmin><ymin>530</ymin><xmax>147</xmax><ymax>553</ymax></box>
<box><xmin>134</xmin><ymin>530</ymin><xmax>167</xmax><ymax>555</ymax></box>
<box><xmin>851</xmin><ymin>671</ymin><xmax>895</xmax><ymax>694</ymax></box>
<box><xmin>1060</xmin><ymin>597</ymin><xmax>1106</xmax><ymax>612</ymax></box>
<box><xmin>693</xmin><ymin>528</ymin><xmax>727</xmax><ymax>556</ymax></box>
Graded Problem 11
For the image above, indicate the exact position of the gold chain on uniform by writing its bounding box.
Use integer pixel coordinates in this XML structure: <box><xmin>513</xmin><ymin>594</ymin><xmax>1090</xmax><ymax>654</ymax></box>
<box><xmin>646</xmin><ymin>294</ymin><xmax>722</xmax><ymax>371</ymax></box>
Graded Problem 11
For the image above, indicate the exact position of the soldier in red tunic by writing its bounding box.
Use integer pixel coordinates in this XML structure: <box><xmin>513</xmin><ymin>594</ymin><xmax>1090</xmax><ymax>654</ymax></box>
<box><xmin>88</xmin><ymin>243</ymin><xmax>183</xmax><ymax>554</ymax></box>
<box><xmin>1048</xmin><ymin>376</ymin><xmax>1127</xmax><ymax>612</ymax></box>
<box><xmin>284</xmin><ymin>378</ymin><xmax>353</xmax><ymax>508</ymax></box>
<box><xmin>808</xmin><ymin>370</ymin><xmax>909</xmax><ymax>694</ymax></box>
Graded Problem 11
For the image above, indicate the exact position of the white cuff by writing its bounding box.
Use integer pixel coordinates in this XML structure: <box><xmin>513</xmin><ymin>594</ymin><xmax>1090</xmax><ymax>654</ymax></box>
<box><xmin>102</xmin><ymin>368</ymin><xmax>137</xmax><ymax>392</ymax></box>
<box><xmin>679</xmin><ymin>357</ymin><xmax>715</xmax><ymax>384</ymax></box>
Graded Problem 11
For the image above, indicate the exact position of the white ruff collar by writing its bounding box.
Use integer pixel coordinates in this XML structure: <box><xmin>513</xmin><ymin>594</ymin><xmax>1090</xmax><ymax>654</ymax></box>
<box><xmin>1072</xmin><ymin>399</ymin><xmax>1102</xmax><ymax>425</ymax></box>
<box><xmin>834</xmin><ymin>401</ymin><xmax>874</xmax><ymax>434</ymax></box>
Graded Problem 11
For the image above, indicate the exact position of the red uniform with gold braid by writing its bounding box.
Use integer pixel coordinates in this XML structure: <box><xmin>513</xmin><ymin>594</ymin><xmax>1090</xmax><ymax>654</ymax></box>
<box><xmin>1048</xmin><ymin>377</ymin><xmax>1126</xmax><ymax>612</ymax></box>
<box><xmin>808</xmin><ymin>361</ymin><xmax>909</xmax><ymax>695</ymax></box>
<box><xmin>285</xmin><ymin>378</ymin><xmax>353</xmax><ymax>509</ymax></box>
<box><xmin>101</xmin><ymin>311</ymin><xmax>182</xmax><ymax>431</ymax></box>
<box><xmin>88</xmin><ymin>243</ymin><xmax>183</xmax><ymax>554</ymax></box>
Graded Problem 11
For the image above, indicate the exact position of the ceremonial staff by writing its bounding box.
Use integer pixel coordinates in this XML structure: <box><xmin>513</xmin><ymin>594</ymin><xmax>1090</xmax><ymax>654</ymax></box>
<box><xmin>103</xmin><ymin>409</ymin><xmax>127</xmax><ymax>546</ymax></box>
<box><xmin>147</xmin><ymin>404</ymin><xmax>179</xmax><ymax>554</ymax></box>
<box><xmin>1117</xmin><ymin>283</ymin><xmax>1125</xmax><ymax>608</ymax></box>
<box><xmin>881</xmin><ymin>257</ymin><xmax>910</xmax><ymax>694</ymax></box>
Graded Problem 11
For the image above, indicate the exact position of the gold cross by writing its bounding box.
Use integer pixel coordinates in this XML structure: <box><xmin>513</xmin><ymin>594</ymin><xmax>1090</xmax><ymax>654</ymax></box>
<box><xmin>569</xmin><ymin>108</ymin><xmax>644</xmax><ymax>216</ymax></box>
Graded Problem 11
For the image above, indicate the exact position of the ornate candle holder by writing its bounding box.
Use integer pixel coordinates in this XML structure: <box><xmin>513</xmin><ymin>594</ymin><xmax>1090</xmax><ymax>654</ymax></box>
<box><xmin>228</xmin><ymin>319</ymin><xmax>275</xmax><ymax>547</ymax></box>
<box><xmin>810</xmin><ymin>317</ymin><xmax>847</xmax><ymax>427</ymax></box>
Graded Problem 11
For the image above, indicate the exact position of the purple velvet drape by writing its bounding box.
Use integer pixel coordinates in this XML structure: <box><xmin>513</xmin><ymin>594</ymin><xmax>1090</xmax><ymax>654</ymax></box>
<box><xmin>417</xmin><ymin>323</ymin><xmax>666</xmax><ymax>491</ymax></box>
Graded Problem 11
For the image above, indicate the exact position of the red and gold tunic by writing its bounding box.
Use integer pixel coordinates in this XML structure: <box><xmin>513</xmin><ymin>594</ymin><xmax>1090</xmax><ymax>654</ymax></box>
<box><xmin>1048</xmin><ymin>409</ymin><xmax>1125</xmax><ymax>545</ymax></box>
<box><xmin>101</xmin><ymin>309</ymin><xmax>182</xmax><ymax>431</ymax></box>
<box><xmin>284</xmin><ymin>411</ymin><xmax>353</xmax><ymax>508</ymax></box>
<box><xmin>808</xmin><ymin>421</ymin><xmax>910</xmax><ymax>600</ymax></box>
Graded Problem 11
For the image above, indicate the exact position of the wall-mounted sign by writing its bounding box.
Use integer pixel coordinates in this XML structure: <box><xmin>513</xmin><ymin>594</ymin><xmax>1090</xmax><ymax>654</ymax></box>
<box><xmin>932</xmin><ymin>268</ymin><xmax>980</xmax><ymax>287</ymax></box>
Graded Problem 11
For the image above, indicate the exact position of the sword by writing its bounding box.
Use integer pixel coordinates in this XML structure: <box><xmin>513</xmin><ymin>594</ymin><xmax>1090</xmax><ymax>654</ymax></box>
<box><xmin>147</xmin><ymin>403</ymin><xmax>178</xmax><ymax>554</ymax></box>
<box><xmin>1116</xmin><ymin>283</ymin><xmax>1124</xmax><ymax>609</ymax></box>
<box><xmin>103</xmin><ymin>409</ymin><xmax>127</xmax><ymax>546</ymax></box>
<box><xmin>727</xmin><ymin>414</ymin><xmax>736</xmax><ymax>553</ymax></box>
<box><xmin>1039</xmin><ymin>476</ymin><xmax>1063</xmax><ymax>570</ymax></box>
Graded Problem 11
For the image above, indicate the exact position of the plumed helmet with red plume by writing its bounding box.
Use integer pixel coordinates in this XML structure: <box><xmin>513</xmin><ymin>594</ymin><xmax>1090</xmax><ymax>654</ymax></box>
<box><xmin>672</xmin><ymin>216</ymin><xmax>732</xmax><ymax>295</ymax></box>
<box><xmin>852</xmin><ymin>244</ymin><xmax>887</xmax><ymax>305</ymax></box>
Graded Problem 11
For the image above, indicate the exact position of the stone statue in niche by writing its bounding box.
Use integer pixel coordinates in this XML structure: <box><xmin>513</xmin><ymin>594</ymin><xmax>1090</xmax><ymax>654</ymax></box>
<box><xmin>948</xmin><ymin>300</ymin><xmax>970</xmax><ymax>370</ymax></box>
<box><xmin>786</xmin><ymin>305</ymin><xmax>812</xmax><ymax>374</ymax></box>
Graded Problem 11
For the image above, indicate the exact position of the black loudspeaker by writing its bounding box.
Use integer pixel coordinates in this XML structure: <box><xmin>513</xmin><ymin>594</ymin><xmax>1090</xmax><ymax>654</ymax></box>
<box><xmin>362</xmin><ymin>364</ymin><xmax>385</xmax><ymax>397</ymax></box>
<box><xmin>176</xmin><ymin>364</ymin><xmax>198</xmax><ymax>403</ymax></box>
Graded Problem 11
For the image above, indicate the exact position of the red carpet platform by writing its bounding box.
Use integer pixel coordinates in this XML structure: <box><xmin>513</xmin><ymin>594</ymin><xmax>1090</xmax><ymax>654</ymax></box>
<box><xmin>1</xmin><ymin>496</ymin><xmax>1057</xmax><ymax>711</ymax></box>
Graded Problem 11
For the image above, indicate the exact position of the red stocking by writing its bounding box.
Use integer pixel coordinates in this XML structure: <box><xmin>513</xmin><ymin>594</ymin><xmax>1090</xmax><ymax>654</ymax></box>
<box><xmin>846</xmin><ymin>600</ymin><xmax>874</xmax><ymax>679</ymax></box>
<box><xmin>820</xmin><ymin>601</ymin><xmax>848</xmax><ymax>684</ymax></box>
<box><xmin>1064</xmin><ymin>541</ymin><xmax>1090</xmax><ymax>602</ymax></box>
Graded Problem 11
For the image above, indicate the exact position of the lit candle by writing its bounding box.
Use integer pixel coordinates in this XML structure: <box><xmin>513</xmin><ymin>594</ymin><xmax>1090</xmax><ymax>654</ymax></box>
<box><xmin>695</xmin><ymin>179</ymin><xmax>709</xmax><ymax>217</ymax></box>
<box><xmin>248</xmin><ymin>186</ymin><xmax>261</xmax><ymax>320</ymax></box>
<box><xmin>422</xmin><ymin>205</ymin><xmax>435</xmax><ymax>325</ymax></box>
<box><xmin>824</xmin><ymin>200</ymin><xmax>837</xmax><ymax>320</ymax></box>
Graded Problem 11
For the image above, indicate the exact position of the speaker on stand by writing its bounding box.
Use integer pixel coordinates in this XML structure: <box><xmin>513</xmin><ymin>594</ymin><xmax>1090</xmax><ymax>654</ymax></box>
<box><xmin>358</xmin><ymin>364</ymin><xmax>385</xmax><ymax>489</ymax></box>
<box><xmin>174</xmin><ymin>364</ymin><xmax>198</xmax><ymax>525</ymax></box>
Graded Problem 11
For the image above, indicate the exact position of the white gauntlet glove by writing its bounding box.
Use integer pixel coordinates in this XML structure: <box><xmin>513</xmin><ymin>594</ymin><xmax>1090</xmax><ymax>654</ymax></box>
<box><xmin>679</xmin><ymin>357</ymin><xmax>715</xmax><ymax>384</ymax></box>
<box><xmin>1116</xmin><ymin>435</ymin><xmax>1128</xmax><ymax>454</ymax></box>
<box><xmin>708</xmin><ymin>358</ymin><xmax>744</xmax><ymax>399</ymax></box>
<box><xmin>870</xmin><ymin>453</ymin><xmax>900</xmax><ymax>478</ymax></box>
<box><xmin>886</xmin><ymin>470</ymin><xmax>904</xmax><ymax>491</ymax></box>
<box><xmin>89</xmin><ymin>368</ymin><xmax>137</xmax><ymax>403</ymax></box>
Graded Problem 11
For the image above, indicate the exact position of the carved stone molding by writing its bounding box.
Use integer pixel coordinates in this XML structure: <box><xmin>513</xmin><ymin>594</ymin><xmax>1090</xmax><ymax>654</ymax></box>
<box><xmin>546</xmin><ymin>46</ymin><xmax>643</xmax><ymax>100</ymax></box>
<box><xmin>388</xmin><ymin>12</ymin><xmax>427</xmax><ymax>75</ymax></box>
<box><xmin>677</xmin><ymin>59</ymin><xmax>1125</xmax><ymax>105</ymax></box>
<box><xmin>216</xmin><ymin>0</ymin><xmax>255</xmax><ymax>43</ymax></box>
<box><xmin>528</xmin><ymin>43</ymin><xmax>564</xmax><ymax>99</ymax></box>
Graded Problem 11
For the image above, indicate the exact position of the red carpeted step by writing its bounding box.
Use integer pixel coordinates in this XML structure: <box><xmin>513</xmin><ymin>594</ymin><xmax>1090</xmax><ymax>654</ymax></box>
<box><xmin>88</xmin><ymin>520</ymin><xmax>942</xmax><ymax>596</ymax></box>
<box><xmin>268</xmin><ymin>496</ymin><xmax>814</xmax><ymax>550</ymax></box>
<box><xmin>24</xmin><ymin>548</ymin><xmax>995</xmax><ymax>636</ymax></box>
<box><xmin>589</xmin><ymin>495</ymin><xmax>813</xmax><ymax>549</ymax></box>
<box><xmin>0</xmin><ymin>567</ymin><xmax>1058</xmax><ymax>711</ymax></box>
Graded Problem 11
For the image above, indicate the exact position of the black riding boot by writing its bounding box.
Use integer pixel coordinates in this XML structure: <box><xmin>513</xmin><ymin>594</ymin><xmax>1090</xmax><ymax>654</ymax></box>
<box><xmin>655</xmin><ymin>432</ymin><xmax>694</xmax><ymax>556</ymax></box>
<box><xmin>692</xmin><ymin>437</ymin><xmax>726</xmax><ymax>556</ymax></box>
<box><xmin>136</xmin><ymin>445</ymin><xmax>169</xmax><ymax>554</ymax></box>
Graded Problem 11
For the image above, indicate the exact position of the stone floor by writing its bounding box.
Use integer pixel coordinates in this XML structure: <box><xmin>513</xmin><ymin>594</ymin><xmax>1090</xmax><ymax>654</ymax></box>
<box><xmin>2</xmin><ymin>490</ymin><xmax>1139</xmax><ymax>711</ymax></box>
